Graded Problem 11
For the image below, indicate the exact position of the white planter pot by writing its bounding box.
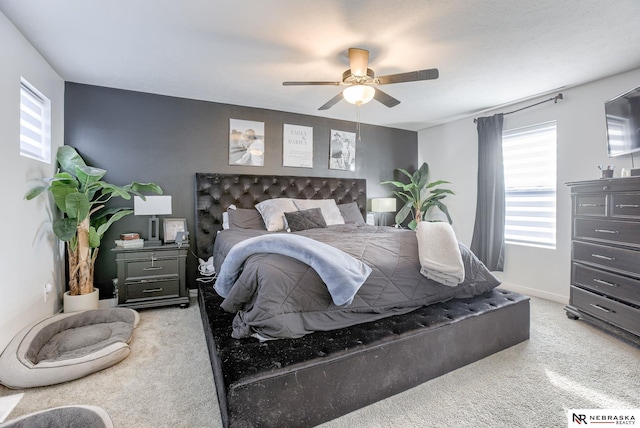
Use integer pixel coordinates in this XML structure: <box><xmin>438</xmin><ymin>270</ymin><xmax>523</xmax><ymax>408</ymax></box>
<box><xmin>63</xmin><ymin>288</ymin><xmax>99</xmax><ymax>313</ymax></box>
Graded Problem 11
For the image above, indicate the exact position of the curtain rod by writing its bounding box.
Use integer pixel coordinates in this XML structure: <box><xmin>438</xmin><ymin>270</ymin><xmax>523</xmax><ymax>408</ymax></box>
<box><xmin>473</xmin><ymin>93</ymin><xmax>563</xmax><ymax>124</ymax></box>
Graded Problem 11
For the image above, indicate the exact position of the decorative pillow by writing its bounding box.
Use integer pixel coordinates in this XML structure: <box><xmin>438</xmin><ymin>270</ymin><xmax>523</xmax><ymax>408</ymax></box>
<box><xmin>338</xmin><ymin>202</ymin><xmax>365</xmax><ymax>224</ymax></box>
<box><xmin>292</xmin><ymin>199</ymin><xmax>345</xmax><ymax>225</ymax></box>
<box><xmin>255</xmin><ymin>198</ymin><xmax>298</xmax><ymax>232</ymax></box>
<box><xmin>227</xmin><ymin>207</ymin><xmax>265</xmax><ymax>230</ymax></box>
<box><xmin>284</xmin><ymin>208</ymin><xmax>327</xmax><ymax>232</ymax></box>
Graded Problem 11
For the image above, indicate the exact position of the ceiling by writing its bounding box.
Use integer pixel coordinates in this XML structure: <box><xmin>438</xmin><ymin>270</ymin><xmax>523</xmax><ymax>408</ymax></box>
<box><xmin>2</xmin><ymin>0</ymin><xmax>640</xmax><ymax>131</ymax></box>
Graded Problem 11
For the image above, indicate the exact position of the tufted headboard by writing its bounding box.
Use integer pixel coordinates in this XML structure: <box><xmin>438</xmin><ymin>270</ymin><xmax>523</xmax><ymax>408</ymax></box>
<box><xmin>194</xmin><ymin>173</ymin><xmax>367</xmax><ymax>259</ymax></box>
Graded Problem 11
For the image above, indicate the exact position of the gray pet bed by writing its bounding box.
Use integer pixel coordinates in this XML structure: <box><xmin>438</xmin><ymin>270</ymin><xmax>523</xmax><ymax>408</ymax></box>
<box><xmin>0</xmin><ymin>308</ymin><xmax>139</xmax><ymax>389</ymax></box>
<box><xmin>0</xmin><ymin>405</ymin><xmax>113</xmax><ymax>428</ymax></box>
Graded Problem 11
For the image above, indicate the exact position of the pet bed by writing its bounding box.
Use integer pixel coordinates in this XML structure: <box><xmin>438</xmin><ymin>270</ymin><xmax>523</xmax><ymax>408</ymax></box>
<box><xmin>0</xmin><ymin>405</ymin><xmax>113</xmax><ymax>428</ymax></box>
<box><xmin>0</xmin><ymin>308</ymin><xmax>139</xmax><ymax>389</ymax></box>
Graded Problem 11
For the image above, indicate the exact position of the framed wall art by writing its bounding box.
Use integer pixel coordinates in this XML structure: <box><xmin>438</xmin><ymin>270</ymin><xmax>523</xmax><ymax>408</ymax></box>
<box><xmin>229</xmin><ymin>119</ymin><xmax>265</xmax><ymax>166</ymax></box>
<box><xmin>329</xmin><ymin>129</ymin><xmax>356</xmax><ymax>171</ymax></box>
<box><xmin>282</xmin><ymin>124</ymin><xmax>313</xmax><ymax>168</ymax></box>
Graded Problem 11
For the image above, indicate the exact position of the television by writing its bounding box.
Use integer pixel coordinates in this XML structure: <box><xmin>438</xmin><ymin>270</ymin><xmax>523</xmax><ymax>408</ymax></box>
<box><xmin>606</xmin><ymin>84</ymin><xmax>640</xmax><ymax>157</ymax></box>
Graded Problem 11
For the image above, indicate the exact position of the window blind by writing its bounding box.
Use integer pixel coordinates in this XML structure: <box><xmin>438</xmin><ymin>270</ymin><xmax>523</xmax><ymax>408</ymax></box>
<box><xmin>503</xmin><ymin>121</ymin><xmax>557</xmax><ymax>248</ymax></box>
<box><xmin>20</xmin><ymin>78</ymin><xmax>51</xmax><ymax>163</ymax></box>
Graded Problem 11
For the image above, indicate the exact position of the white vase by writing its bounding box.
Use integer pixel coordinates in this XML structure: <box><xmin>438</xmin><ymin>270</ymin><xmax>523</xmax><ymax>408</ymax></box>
<box><xmin>63</xmin><ymin>288</ymin><xmax>100</xmax><ymax>313</ymax></box>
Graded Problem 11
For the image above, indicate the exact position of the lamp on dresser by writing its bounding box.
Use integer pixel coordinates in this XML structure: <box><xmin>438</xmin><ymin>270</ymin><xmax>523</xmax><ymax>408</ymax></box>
<box><xmin>371</xmin><ymin>197</ymin><xmax>396</xmax><ymax>226</ymax></box>
<box><xmin>134</xmin><ymin>195</ymin><xmax>172</xmax><ymax>245</ymax></box>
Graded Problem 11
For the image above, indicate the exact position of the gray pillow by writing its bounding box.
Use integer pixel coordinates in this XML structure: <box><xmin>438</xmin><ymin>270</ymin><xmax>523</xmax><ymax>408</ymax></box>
<box><xmin>284</xmin><ymin>208</ymin><xmax>327</xmax><ymax>232</ymax></box>
<box><xmin>227</xmin><ymin>208</ymin><xmax>265</xmax><ymax>230</ymax></box>
<box><xmin>339</xmin><ymin>202</ymin><xmax>365</xmax><ymax>224</ymax></box>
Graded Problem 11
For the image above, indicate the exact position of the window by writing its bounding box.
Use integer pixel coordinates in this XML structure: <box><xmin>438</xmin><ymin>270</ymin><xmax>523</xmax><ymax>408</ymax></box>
<box><xmin>20</xmin><ymin>78</ymin><xmax>51</xmax><ymax>163</ymax></box>
<box><xmin>502</xmin><ymin>121</ymin><xmax>557</xmax><ymax>248</ymax></box>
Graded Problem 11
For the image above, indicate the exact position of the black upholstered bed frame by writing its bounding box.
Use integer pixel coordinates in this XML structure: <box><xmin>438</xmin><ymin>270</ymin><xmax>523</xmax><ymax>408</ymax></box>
<box><xmin>194</xmin><ymin>173</ymin><xmax>530</xmax><ymax>427</ymax></box>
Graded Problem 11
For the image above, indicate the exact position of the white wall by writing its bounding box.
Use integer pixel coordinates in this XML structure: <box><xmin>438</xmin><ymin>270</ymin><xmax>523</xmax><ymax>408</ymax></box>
<box><xmin>419</xmin><ymin>68</ymin><xmax>640</xmax><ymax>303</ymax></box>
<box><xmin>0</xmin><ymin>11</ymin><xmax>65</xmax><ymax>350</ymax></box>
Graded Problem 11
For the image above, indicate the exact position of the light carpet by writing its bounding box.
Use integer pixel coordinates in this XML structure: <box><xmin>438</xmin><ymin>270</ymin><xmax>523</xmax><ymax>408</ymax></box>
<box><xmin>1</xmin><ymin>294</ymin><xmax>638</xmax><ymax>427</ymax></box>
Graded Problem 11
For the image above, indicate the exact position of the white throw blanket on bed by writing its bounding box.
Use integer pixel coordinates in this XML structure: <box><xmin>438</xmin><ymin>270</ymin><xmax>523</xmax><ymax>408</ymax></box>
<box><xmin>416</xmin><ymin>221</ymin><xmax>465</xmax><ymax>287</ymax></box>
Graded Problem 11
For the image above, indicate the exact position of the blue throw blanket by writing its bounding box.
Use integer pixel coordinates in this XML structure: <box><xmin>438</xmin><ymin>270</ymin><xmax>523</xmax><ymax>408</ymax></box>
<box><xmin>214</xmin><ymin>234</ymin><xmax>372</xmax><ymax>306</ymax></box>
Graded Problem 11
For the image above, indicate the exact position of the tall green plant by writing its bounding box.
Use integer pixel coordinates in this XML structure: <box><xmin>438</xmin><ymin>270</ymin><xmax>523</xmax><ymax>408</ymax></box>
<box><xmin>381</xmin><ymin>162</ymin><xmax>454</xmax><ymax>230</ymax></box>
<box><xmin>25</xmin><ymin>146</ymin><xmax>162</xmax><ymax>295</ymax></box>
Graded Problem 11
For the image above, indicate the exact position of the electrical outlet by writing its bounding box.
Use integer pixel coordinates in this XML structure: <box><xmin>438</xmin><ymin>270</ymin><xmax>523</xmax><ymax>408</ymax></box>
<box><xmin>43</xmin><ymin>283</ymin><xmax>53</xmax><ymax>302</ymax></box>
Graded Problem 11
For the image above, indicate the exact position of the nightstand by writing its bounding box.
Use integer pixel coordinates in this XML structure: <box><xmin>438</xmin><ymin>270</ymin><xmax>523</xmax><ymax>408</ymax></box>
<box><xmin>112</xmin><ymin>243</ymin><xmax>190</xmax><ymax>309</ymax></box>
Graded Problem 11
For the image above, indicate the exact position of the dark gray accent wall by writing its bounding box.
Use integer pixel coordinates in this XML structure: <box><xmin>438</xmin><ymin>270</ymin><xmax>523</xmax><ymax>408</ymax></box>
<box><xmin>64</xmin><ymin>82</ymin><xmax>418</xmax><ymax>295</ymax></box>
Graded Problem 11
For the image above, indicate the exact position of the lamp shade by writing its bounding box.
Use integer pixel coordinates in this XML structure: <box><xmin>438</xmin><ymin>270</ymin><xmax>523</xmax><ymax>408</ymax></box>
<box><xmin>343</xmin><ymin>85</ymin><xmax>375</xmax><ymax>105</ymax></box>
<box><xmin>134</xmin><ymin>196</ymin><xmax>172</xmax><ymax>216</ymax></box>
<box><xmin>371</xmin><ymin>198</ymin><xmax>396</xmax><ymax>213</ymax></box>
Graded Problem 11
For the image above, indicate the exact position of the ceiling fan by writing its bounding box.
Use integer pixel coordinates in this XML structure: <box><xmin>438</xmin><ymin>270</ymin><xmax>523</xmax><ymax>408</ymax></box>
<box><xmin>283</xmin><ymin>48</ymin><xmax>439</xmax><ymax>110</ymax></box>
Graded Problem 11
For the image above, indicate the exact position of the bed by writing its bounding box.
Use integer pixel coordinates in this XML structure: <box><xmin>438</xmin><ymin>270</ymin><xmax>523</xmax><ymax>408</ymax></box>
<box><xmin>195</xmin><ymin>173</ymin><xmax>530</xmax><ymax>427</ymax></box>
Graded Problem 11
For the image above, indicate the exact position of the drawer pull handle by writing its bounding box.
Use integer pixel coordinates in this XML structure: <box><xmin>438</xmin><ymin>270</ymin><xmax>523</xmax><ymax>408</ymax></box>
<box><xmin>593</xmin><ymin>278</ymin><xmax>618</xmax><ymax>287</ymax></box>
<box><xmin>143</xmin><ymin>266</ymin><xmax>164</xmax><ymax>271</ymax></box>
<box><xmin>615</xmin><ymin>204</ymin><xmax>640</xmax><ymax>208</ymax></box>
<box><xmin>591</xmin><ymin>254</ymin><xmax>616</xmax><ymax>261</ymax></box>
<box><xmin>579</xmin><ymin>203</ymin><xmax>604</xmax><ymax>207</ymax></box>
<box><xmin>589</xmin><ymin>304</ymin><xmax>613</xmax><ymax>314</ymax></box>
<box><xmin>143</xmin><ymin>288</ymin><xmax>164</xmax><ymax>293</ymax></box>
<box><xmin>594</xmin><ymin>229</ymin><xmax>619</xmax><ymax>234</ymax></box>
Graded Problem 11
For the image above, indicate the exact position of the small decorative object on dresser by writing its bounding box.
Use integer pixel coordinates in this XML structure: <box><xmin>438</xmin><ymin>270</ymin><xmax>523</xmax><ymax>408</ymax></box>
<box><xmin>112</xmin><ymin>243</ymin><xmax>189</xmax><ymax>309</ymax></box>
<box><xmin>566</xmin><ymin>176</ymin><xmax>640</xmax><ymax>345</ymax></box>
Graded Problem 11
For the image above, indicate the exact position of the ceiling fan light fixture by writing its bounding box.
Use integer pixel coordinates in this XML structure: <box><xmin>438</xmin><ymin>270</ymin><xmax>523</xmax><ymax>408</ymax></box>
<box><xmin>343</xmin><ymin>85</ymin><xmax>375</xmax><ymax>106</ymax></box>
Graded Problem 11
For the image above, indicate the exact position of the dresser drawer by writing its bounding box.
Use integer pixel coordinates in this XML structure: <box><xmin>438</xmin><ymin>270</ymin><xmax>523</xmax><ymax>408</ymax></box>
<box><xmin>572</xmin><ymin>263</ymin><xmax>640</xmax><ymax>306</ymax></box>
<box><xmin>611</xmin><ymin>193</ymin><xmax>640</xmax><ymax>219</ymax></box>
<box><xmin>125</xmin><ymin>278</ymin><xmax>180</xmax><ymax>301</ymax></box>
<box><xmin>125</xmin><ymin>258</ymin><xmax>179</xmax><ymax>279</ymax></box>
<box><xmin>572</xmin><ymin>241</ymin><xmax>640</xmax><ymax>277</ymax></box>
<box><xmin>571</xmin><ymin>286</ymin><xmax>640</xmax><ymax>336</ymax></box>
<box><xmin>574</xmin><ymin>218</ymin><xmax>640</xmax><ymax>248</ymax></box>
<box><xmin>574</xmin><ymin>194</ymin><xmax>607</xmax><ymax>217</ymax></box>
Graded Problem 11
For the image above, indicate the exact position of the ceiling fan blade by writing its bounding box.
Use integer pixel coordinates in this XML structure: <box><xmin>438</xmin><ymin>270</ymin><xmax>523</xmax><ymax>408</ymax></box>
<box><xmin>283</xmin><ymin>81</ymin><xmax>341</xmax><ymax>86</ymax></box>
<box><xmin>348</xmin><ymin>48</ymin><xmax>369</xmax><ymax>77</ymax></box>
<box><xmin>376</xmin><ymin>68</ymin><xmax>439</xmax><ymax>85</ymax></box>
<box><xmin>318</xmin><ymin>92</ymin><xmax>344</xmax><ymax>110</ymax></box>
<box><xmin>373</xmin><ymin>88</ymin><xmax>401</xmax><ymax>108</ymax></box>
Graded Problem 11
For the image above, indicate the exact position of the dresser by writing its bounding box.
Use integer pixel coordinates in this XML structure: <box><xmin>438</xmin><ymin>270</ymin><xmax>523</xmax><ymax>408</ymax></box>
<box><xmin>566</xmin><ymin>177</ymin><xmax>640</xmax><ymax>343</ymax></box>
<box><xmin>112</xmin><ymin>243</ymin><xmax>190</xmax><ymax>309</ymax></box>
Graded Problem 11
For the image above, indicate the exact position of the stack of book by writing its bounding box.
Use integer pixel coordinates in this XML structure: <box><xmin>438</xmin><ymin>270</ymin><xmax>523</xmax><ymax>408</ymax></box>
<box><xmin>115</xmin><ymin>233</ymin><xmax>144</xmax><ymax>249</ymax></box>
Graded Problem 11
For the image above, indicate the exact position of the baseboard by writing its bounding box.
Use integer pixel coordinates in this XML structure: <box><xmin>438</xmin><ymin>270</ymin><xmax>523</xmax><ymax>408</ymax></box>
<box><xmin>98</xmin><ymin>297</ymin><xmax>117</xmax><ymax>309</ymax></box>
<box><xmin>498</xmin><ymin>282</ymin><xmax>568</xmax><ymax>304</ymax></box>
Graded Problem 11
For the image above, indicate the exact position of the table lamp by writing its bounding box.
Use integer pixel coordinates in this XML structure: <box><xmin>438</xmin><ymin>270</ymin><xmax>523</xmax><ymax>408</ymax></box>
<box><xmin>134</xmin><ymin>195</ymin><xmax>172</xmax><ymax>245</ymax></box>
<box><xmin>371</xmin><ymin>197</ymin><xmax>396</xmax><ymax>226</ymax></box>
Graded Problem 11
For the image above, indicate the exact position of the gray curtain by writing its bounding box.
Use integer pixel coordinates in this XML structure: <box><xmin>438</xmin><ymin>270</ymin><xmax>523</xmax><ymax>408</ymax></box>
<box><xmin>470</xmin><ymin>114</ymin><xmax>505</xmax><ymax>271</ymax></box>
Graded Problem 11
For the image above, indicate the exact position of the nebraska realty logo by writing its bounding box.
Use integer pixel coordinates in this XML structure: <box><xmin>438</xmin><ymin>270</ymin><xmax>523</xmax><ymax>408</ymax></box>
<box><xmin>568</xmin><ymin>409</ymin><xmax>638</xmax><ymax>426</ymax></box>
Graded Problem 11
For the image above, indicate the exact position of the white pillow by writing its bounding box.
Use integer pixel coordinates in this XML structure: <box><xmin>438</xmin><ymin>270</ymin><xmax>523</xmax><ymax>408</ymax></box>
<box><xmin>293</xmin><ymin>199</ymin><xmax>345</xmax><ymax>225</ymax></box>
<box><xmin>222</xmin><ymin>204</ymin><xmax>236</xmax><ymax>230</ymax></box>
<box><xmin>255</xmin><ymin>198</ymin><xmax>298</xmax><ymax>231</ymax></box>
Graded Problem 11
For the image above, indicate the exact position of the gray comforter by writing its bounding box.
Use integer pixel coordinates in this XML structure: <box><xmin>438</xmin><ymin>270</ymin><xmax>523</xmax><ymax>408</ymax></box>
<box><xmin>213</xmin><ymin>224</ymin><xmax>501</xmax><ymax>339</ymax></box>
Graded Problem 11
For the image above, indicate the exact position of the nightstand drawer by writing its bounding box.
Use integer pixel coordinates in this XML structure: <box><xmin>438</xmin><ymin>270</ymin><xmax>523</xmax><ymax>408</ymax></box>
<box><xmin>573</xmin><ymin>241</ymin><xmax>640</xmax><ymax>277</ymax></box>
<box><xmin>611</xmin><ymin>193</ymin><xmax>640</xmax><ymax>219</ymax></box>
<box><xmin>125</xmin><ymin>278</ymin><xmax>180</xmax><ymax>301</ymax></box>
<box><xmin>575</xmin><ymin>194</ymin><xmax>607</xmax><ymax>217</ymax></box>
<box><xmin>572</xmin><ymin>263</ymin><xmax>640</xmax><ymax>306</ymax></box>
<box><xmin>126</xmin><ymin>258</ymin><xmax>179</xmax><ymax>279</ymax></box>
<box><xmin>571</xmin><ymin>286</ymin><xmax>640</xmax><ymax>336</ymax></box>
<box><xmin>574</xmin><ymin>218</ymin><xmax>640</xmax><ymax>247</ymax></box>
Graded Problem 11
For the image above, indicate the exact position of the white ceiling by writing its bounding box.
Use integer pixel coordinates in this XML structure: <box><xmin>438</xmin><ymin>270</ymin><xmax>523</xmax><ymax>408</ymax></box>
<box><xmin>2</xmin><ymin>0</ymin><xmax>640</xmax><ymax>131</ymax></box>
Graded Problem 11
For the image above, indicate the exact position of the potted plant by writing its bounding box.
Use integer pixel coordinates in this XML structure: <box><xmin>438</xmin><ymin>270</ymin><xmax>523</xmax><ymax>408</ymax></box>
<box><xmin>25</xmin><ymin>146</ymin><xmax>162</xmax><ymax>311</ymax></box>
<box><xmin>381</xmin><ymin>162</ymin><xmax>454</xmax><ymax>230</ymax></box>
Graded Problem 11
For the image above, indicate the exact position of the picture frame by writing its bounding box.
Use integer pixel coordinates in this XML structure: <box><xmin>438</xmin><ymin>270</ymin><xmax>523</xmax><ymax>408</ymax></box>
<box><xmin>229</xmin><ymin>118</ymin><xmax>265</xmax><ymax>166</ymax></box>
<box><xmin>329</xmin><ymin>129</ymin><xmax>356</xmax><ymax>171</ymax></box>
<box><xmin>163</xmin><ymin>218</ymin><xmax>187</xmax><ymax>243</ymax></box>
<box><xmin>282</xmin><ymin>124</ymin><xmax>313</xmax><ymax>168</ymax></box>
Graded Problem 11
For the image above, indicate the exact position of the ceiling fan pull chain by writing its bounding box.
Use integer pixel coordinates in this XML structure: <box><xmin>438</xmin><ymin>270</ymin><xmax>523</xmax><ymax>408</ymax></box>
<box><xmin>356</xmin><ymin>105</ymin><xmax>362</xmax><ymax>142</ymax></box>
